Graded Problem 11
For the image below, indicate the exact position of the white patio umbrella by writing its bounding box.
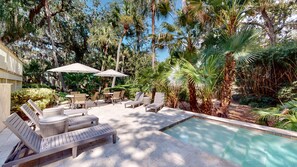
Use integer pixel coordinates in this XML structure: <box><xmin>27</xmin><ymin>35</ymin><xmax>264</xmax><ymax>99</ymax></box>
<box><xmin>94</xmin><ymin>69</ymin><xmax>128</xmax><ymax>87</ymax></box>
<box><xmin>47</xmin><ymin>63</ymin><xmax>100</xmax><ymax>91</ymax></box>
<box><xmin>94</xmin><ymin>69</ymin><xmax>128</xmax><ymax>77</ymax></box>
<box><xmin>47</xmin><ymin>63</ymin><xmax>100</xmax><ymax>73</ymax></box>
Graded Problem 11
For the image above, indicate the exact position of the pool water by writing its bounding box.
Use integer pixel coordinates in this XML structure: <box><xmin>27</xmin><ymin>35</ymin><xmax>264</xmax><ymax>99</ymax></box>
<box><xmin>163</xmin><ymin>117</ymin><xmax>297</xmax><ymax>167</ymax></box>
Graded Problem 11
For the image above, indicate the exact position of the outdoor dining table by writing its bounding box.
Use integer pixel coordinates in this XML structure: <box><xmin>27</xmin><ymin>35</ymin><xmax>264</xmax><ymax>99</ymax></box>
<box><xmin>65</xmin><ymin>94</ymin><xmax>89</xmax><ymax>98</ymax></box>
<box><xmin>103</xmin><ymin>92</ymin><xmax>113</xmax><ymax>103</ymax></box>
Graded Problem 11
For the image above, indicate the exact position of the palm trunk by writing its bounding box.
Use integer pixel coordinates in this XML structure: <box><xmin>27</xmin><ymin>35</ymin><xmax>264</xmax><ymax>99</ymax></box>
<box><xmin>199</xmin><ymin>98</ymin><xmax>213</xmax><ymax>115</ymax></box>
<box><xmin>112</xmin><ymin>34</ymin><xmax>124</xmax><ymax>87</ymax></box>
<box><xmin>151</xmin><ymin>0</ymin><xmax>156</xmax><ymax>70</ymax></box>
<box><xmin>188</xmin><ymin>79</ymin><xmax>198</xmax><ymax>112</ymax></box>
<box><xmin>44</xmin><ymin>0</ymin><xmax>65</xmax><ymax>91</ymax></box>
<box><xmin>121</xmin><ymin>54</ymin><xmax>124</xmax><ymax>73</ymax></box>
<box><xmin>101</xmin><ymin>46</ymin><xmax>108</xmax><ymax>71</ymax></box>
<box><xmin>218</xmin><ymin>52</ymin><xmax>236</xmax><ymax>117</ymax></box>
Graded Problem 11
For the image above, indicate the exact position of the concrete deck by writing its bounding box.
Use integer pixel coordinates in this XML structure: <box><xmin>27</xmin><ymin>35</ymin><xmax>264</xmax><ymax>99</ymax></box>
<box><xmin>0</xmin><ymin>102</ymin><xmax>237</xmax><ymax>167</ymax></box>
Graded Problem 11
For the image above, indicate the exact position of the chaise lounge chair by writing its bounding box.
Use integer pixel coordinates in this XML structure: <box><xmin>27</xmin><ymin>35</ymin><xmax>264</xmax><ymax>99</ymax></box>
<box><xmin>21</xmin><ymin>104</ymin><xmax>99</xmax><ymax>137</ymax></box>
<box><xmin>124</xmin><ymin>92</ymin><xmax>144</xmax><ymax>108</ymax></box>
<box><xmin>28</xmin><ymin>99</ymin><xmax>88</xmax><ymax>117</ymax></box>
<box><xmin>2</xmin><ymin>113</ymin><xmax>116</xmax><ymax>167</ymax></box>
<box><xmin>145</xmin><ymin>92</ymin><xmax>165</xmax><ymax>112</ymax></box>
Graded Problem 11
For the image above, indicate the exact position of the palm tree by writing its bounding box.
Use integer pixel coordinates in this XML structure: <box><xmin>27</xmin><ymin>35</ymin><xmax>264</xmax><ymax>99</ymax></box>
<box><xmin>112</xmin><ymin>11</ymin><xmax>133</xmax><ymax>87</ymax></box>
<box><xmin>156</xmin><ymin>10</ymin><xmax>201</xmax><ymax>112</ymax></box>
<box><xmin>173</xmin><ymin>56</ymin><xmax>223</xmax><ymax>115</ymax></box>
<box><xmin>133</xmin><ymin>0</ymin><xmax>173</xmax><ymax>69</ymax></box>
<box><xmin>88</xmin><ymin>22</ymin><xmax>117</xmax><ymax>70</ymax></box>
<box><xmin>188</xmin><ymin>0</ymin><xmax>256</xmax><ymax>117</ymax></box>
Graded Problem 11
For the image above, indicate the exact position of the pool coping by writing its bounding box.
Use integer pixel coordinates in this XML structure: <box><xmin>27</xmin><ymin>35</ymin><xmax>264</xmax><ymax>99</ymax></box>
<box><xmin>192</xmin><ymin>111</ymin><xmax>297</xmax><ymax>139</ymax></box>
<box><xmin>161</xmin><ymin>108</ymin><xmax>297</xmax><ymax>139</ymax></box>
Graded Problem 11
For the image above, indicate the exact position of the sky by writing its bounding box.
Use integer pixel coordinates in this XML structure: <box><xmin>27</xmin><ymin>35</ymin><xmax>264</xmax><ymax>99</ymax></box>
<box><xmin>88</xmin><ymin>0</ymin><xmax>182</xmax><ymax>62</ymax></box>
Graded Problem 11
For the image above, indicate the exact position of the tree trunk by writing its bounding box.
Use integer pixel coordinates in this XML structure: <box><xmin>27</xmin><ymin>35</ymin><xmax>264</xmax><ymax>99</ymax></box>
<box><xmin>136</xmin><ymin>31</ymin><xmax>141</xmax><ymax>52</ymax></box>
<box><xmin>260</xmin><ymin>8</ymin><xmax>276</xmax><ymax>45</ymax></box>
<box><xmin>182</xmin><ymin>0</ymin><xmax>187</xmax><ymax>14</ymax></box>
<box><xmin>199</xmin><ymin>98</ymin><xmax>213</xmax><ymax>115</ymax></box>
<box><xmin>151</xmin><ymin>0</ymin><xmax>156</xmax><ymax>70</ymax></box>
<box><xmin>112</xmin><ymin>34</ymin><xmax>124</xmax><ymax>87</ymax></box>
<box><xmin>44</xmin><ymin>0</ymin><xmax>65</xmax><ymax>91</ymax></box>
<box><xmin>217</xmin><ymin>52</ymin><xmax>236</xmax><ymax>117</ymax></box>
<box><xmin>121</xmin><ymin>54</ymin><xmax>124</xmax><ymax>73</ymax></box>
<box><xmin>188</xmin><ymin>79</ymin><xmax>199</xmax><ymax>112</ymax></box>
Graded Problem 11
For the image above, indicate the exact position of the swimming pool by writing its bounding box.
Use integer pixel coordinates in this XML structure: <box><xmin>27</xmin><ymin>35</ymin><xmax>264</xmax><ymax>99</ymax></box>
<box><xmin>163</xmin><ymin>117</ymin><xmax>297</xmax><ymax>167</ymax></box>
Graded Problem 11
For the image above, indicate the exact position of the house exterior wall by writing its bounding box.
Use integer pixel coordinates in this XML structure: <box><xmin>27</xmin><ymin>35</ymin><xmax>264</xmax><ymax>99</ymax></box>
<box><xmin>0</xmin><ymin>84</ymin><xmax>12</xmax><ymax>131</ymax></box>
<box><xmin>0</xmin><ymin>42</ymin><xmax>22</xmax><ymax>131</ymax></box>
<box><xmin>0</xmin><ymin>42</ymin><xmax>23</xmax><ymax>92</ymax></box>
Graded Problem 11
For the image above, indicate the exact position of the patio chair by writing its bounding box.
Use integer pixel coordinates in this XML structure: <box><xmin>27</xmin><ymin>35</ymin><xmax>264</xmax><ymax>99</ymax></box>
<box><xmin>73</xmin><ymin>93</ymin><xmax>87</xmax><ymax>108</ymax></box>
<box><xmin>86</xmin><ymin>92</ymin><xmax>99</xmax><ymax>107</ymax></box>
<box><xmin>111</xmin><ymin>91</ymin><xmax>121</xmax><ymax>105</ymax></box>
<box><xmin>120</xmin><ymin>90</ymin><xmax>125</xmax><ymax>100</ymax></box>
<box><xmin>103</xmin><ymin>88</ymin><xmax>111</xmax><ymax>102</ymax></box>
<box><xmin>20</xmin><ymin>104</ymin><xmax>99</xmax><ymax>137</ymax></box>
<box><xmin>70</xmin><ymin>91</ymin><xmax>80</xmax><ymax>95</ymax></box>
<box><xmin>145</xmin><ymin>92</ymin><xmax>165</xmax><ymax>112</ymax></box>
<box><xmin>2</xmin><ymin>113</ymin><xmax>116</xmax><ymax>167</ymax></box>
<box><xmin>124</xmin><ymin>92</ymin><xmax>144</xmax><ymax>108</ymax></box>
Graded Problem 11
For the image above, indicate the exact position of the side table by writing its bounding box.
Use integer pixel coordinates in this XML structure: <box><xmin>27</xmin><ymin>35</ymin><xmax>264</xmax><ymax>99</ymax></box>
<box><xmin>39</xmin><ymin>115</ymin><xmax>68</xmax><ymax>137</ymax></box>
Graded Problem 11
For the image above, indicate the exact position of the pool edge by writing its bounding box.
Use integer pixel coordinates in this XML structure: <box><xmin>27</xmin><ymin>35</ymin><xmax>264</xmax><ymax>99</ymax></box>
<box><xmin>160</xmin><ymin>109</ymin><xmax>297</xmax><ymax>139</ymax></box>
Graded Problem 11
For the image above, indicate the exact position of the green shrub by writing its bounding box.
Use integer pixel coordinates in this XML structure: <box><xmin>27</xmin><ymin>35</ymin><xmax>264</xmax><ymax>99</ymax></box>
<box><xmin>22</xmin><ymin>83</ymin><xmax>50</xmax><ymax>88</ymax></box>
<box><xmin>254</xmin><ymin>98</ymin><xmax>297</xmax><ymax>131</ymax></box>
<box><xmin>277</xmin><ymin>81</ymin><xmax>297</xmax><ymax>102</ymax></box>
<box><xmin>126</xmin><ymin>87</ymin><xmax>141</xmax><ymax>99</ymax></box>
<box><xmin>239</xmin><ymin>96</ymin><xmax>278</xmax><ymax>108</ymax></box>
<box><xmin>11</xmin><ymin>88</ymin><xmax>56</xmax><ymax>115</ymax></box>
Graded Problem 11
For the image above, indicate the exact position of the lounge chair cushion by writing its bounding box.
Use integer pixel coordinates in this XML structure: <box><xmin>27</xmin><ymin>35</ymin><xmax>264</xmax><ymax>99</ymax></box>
<box><xmin>68</xmin><ymin>115</ymin><xmax>99</xmax><ymax>131</ymax></box>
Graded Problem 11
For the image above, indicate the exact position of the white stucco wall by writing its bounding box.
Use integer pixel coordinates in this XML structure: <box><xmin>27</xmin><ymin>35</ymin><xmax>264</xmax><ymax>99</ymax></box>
<box><xmin>0</xmin><ymin>84</ymin><xmax>12</xmax><ymax>131</ymax></box>
<box><xmin>0</xmin><ymin>42</ymin><xmax>22</xmax><ymax>92</ymax></box>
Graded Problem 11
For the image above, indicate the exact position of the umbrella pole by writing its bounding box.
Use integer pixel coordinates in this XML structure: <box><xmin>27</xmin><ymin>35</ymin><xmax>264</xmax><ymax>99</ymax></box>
<box><xmin>112</xmin><ymin>76</ymin><xmax>116</xmax><ymax>88</ymax></box>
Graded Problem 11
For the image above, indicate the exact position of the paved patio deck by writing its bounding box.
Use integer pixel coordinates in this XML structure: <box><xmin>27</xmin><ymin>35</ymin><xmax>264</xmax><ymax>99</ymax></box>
<box><xmin>0</xmin><ymin>102</ymin><xmax>237</xmax><ymax>167</ymax></box>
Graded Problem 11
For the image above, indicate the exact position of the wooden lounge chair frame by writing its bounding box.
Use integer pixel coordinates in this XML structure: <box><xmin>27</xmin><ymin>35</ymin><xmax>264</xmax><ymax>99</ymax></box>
<box><xmin>3</xmin><ymin>113</ymin><xmax>116</xmax><ymax>167</ymax></box>
<box><xmin>124</xmin><ymin>92</ymin><xmax>144</xmax><ymax>108</ymax></box>
<box><xmin>145</xmin><ymin>92</ymin><xmax>165</xmax><ymax>112</ymax></box>
<box><xmin>21</xmin><ymin>104</ymin><xmax>99</xmax><ymax>135</ymax></box>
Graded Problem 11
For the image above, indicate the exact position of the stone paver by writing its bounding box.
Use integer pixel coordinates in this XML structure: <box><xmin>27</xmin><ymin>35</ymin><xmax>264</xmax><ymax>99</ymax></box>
<box><xmin>1</xmin><ymin>102</ymin><xmax>237</xmax><ymax>167</ymax></box>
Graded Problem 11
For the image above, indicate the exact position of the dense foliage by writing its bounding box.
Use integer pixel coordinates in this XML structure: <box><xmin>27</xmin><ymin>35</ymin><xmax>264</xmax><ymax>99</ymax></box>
<box><xmin>237</xmin><ymin>42</ymin><xmax>297</xmax><ymax>98</ymax></box>
<box><xmin>11</xmin><ymin>88</ymin><xmax>56</xmax><ymax>116</ymax></box>
<box><xmin>254</xmin><ymin>98</ymin><xmax>297</xmax><ymax>131</ymax></box>
<box><xmin>1</xmin><ymin>0</ymin><xmax>297</xmax><ymax>130</ymax></box>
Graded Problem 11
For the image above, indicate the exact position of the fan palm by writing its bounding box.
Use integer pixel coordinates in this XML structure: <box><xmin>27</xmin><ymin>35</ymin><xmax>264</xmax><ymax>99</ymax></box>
<box><xmin>172</xmin><ymin>55</ymin><xmax>223</xmax><ymax>115</ymax></box>
<box><xmin>189</xmin><ymin>0</ymin><xmax>256</xmax><ymax>117</ymax></box>
<box><xmin>157</xmin><ymin>9</ymin><xmax>202</xmax><ymax>112</ymax></box>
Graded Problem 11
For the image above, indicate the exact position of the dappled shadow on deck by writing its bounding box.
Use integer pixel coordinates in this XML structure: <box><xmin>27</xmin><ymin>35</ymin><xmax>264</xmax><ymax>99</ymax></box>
<box><xmin>19</xmin><ymin>106</ymin><xmax>236</xmax><ymax>167</ymax></box>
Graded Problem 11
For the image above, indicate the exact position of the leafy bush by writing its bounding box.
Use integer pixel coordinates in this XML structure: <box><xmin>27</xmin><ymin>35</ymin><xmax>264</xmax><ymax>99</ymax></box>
<box><xmin>11</xmin><ymin>88</ymin><xmax>56</xmax><ymax>115</ymax></box>
<box><xmin>236</xmin><ymin>41</ymin><xmax>297</xmax><ymax>98</ymax></box>
<box><xmin>63</xmin><ymin>73</ymin><xmax>101</xmax><ymax>94</ymax></box>
<box><xmin>277</xmin><ymin>81</ymin><xmax>297</xmax><ymax>102</ymax></box>
<box><xmin>22</xmin><ymin>83</ymin><xmax>51</xmax><ymax>88</ymax></box>
<box><xmin>254</xmin><ymin>98</ymin><xmax>297</xmax><ymax>131</ymax></box>
<box><xmin>126</xmin><ymin>87</ymin><xmax>141</xmax><ymax>99</ymax></box>
<box><xmin>239</xmin><ymin>95</ymin><xmax>278</xmax><ymax>108</ymax></box>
